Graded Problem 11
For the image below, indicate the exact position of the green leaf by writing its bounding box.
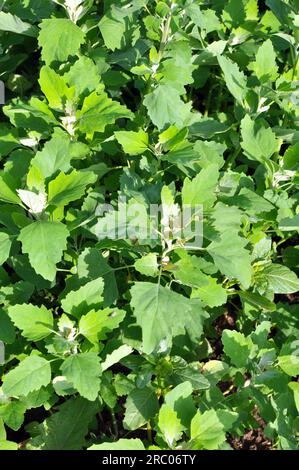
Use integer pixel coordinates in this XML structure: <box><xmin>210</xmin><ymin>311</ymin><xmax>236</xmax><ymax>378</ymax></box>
<box><xmin>38</xmin><ymin>19</ymin><xmax>85</xmax><ymax>64</ymax></box>
<box><xmin>60</xmin><ymin>352</ymin><xmax>102</xmax><ymax>401</ymax></box>
<box><xmin>30</xmin><ymin>135</ymin><xmax>72</xmax><ymax>180</ymax></box>
<box><xmin>278</xmin><ymin>344</ymin><xmax>299</xmax><ymax>377</ymax></box>
<box><xmin>2</xmin><ymin>355</ymin><xmax>51</xmax><ymax>397</ymax></box>
<box><xmin>143</xmin><ymin>85</ymin><xmax>192</xmax><ymax>130</ymax></box>
<box><xmin>48</xmin><ymin>170</ymin><xmax>97</xmax><ymax>207</ymax></box>
<box><xmin>130</xmin><ymin>282</ymin><xmax>207</xmax><ymax>354</ymax></box>
<box><xmin>32</xmin><ymin>397</ymin><xmax>98</xmax><ymax>450</ymax></box>
<box><xmin>250</xmin><ymin>39</ymin><xmax>278</xmax><ymax>82</ymax></box>
<box><xmin>158</xmin><ymin>404</ymin><xmax>184</xmax><ymax>447</ymax></box>
<box><xmin>61</xmin><ymin>279</ymin><xmax>104</xmax><ymax>318</ymax></box>
<box><xmin>78</xmin><ymin>307</ymin><xmax>126</xmax><ymax>343</ymax></box>
<box><xmin>39</xmin><ymin>66</ymin><xmax>73</xmax><ymax>110</ymax></box>
<box><xmin>134</xmin><ymin>253</ymin><xmax>159</xmax><ymax>277</ymax></box>
<box><xmin>99</xmin><ymin>13</ymin><xmax>125</xmax><ymax>51</ymax></box>
<box><xmin>123</xmin><ymin>386</ymin><xmax>159</xmax><ymax>430</ymax></box>
<box><xmin>18</xmin><ymin>221</ymin><xmax>69</xmax><ymax>282</ymax></box>
<box><xmin>89</xmin><ymin>439</ymin><xmax>145</xmax><ymax>450</ymax></box>
<box><xmin>165</xmin><ymin>381</ymin><xmax>196</xmax><ymax>429</ymax></box>
<box><xmin>182</xmin><ymin>164</ymin><xmax>219</xmax><ymax>210</ymax></box>
<box><xmin>0</xmin><ymin>12</ymin><xmax>38</xmax><ymax>37</ymax></box>
<box><xmin>7</xmin><ymin>304</ymin><xmax>53</xmax><ymax>341</ymax></box>
<box><xmin>64</xmin><ymin>56</ymin><xmax>100</xmax><ymax>97</ymax></box>
<box><xmin>0</xmin><ymin>309</ymin><xmax>16</xmax><ymax>344</ymax></box>
<box><xmin>115</xmin><ymin>129</ymin><xmax>149</xmax><ymax>155</ymax></box>
<box><xmin>207</xmin><ymin>232</ymin><xmax>252</xmax><ymax>289</ymax></box>
<box><xmin>190</xmin><ymin>409</ymin><xmax>238</xmax><ymax>450</ymax></box>
<box><xmin>0</xmin><ymin>232</ymin><xmax>12</xmax><ymax>265</ymax></box>
<box><xmin>77</xmin><ymin>90</ymin><xmax>133</xmax><ymax>137</ymax></box>
<box><xmin>0</xmin><ymin>401</ymin><xmax>26</xmax><ymax>431</ymax></box>
<box><xmin>260</xmin><ymin>264</ymin><xmax>299</xmax><ymax>294</ymax></box>
<box><xmin>102</xmin><ymin>345</ymin><xmax>133</xmax><ymax>372</ymax></box>
<box><xmin>0</xmin><ymin>173</ymin><xmax>21</xmax><ymax>205</ymax></box>
<box><xmin>222</xmin><ymin>329</ymin><xmax>252</xmax><ymax>368</ymax></box>
<box><xmin>240</xmin><ymin>115</ymin><xmax>279</xmax><ymax>163</ymax></box>
<box><xmin>218</xmin><ymin>55</ymin><xmax>247</xmax><ymax>104</ymax></box>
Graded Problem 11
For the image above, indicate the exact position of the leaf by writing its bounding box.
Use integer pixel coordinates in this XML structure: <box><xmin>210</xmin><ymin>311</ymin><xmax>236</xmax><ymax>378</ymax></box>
<box><xmin>38</xmin><ymin>19</ymin><xmax>85</xmax><ymax>64</ymax></box>
<box><xmin>89</xmin><ymin>439</ymin><xmax>145</xmax><ymax>450</ymax></box>
<box><xmin>61</xmin><ymin>279</ymin><xmax>104</xmax><ymax>318</ymax></box>
<box><xmin>7</xmin><ymin>304</ymin><xmax>53</xmax><ymax>341</ymax></box>
<box><xmin>0</xmin><ymin>309</ymin><xmax>16</xmax><ymax>344</ymax></box>
<box><xmin>207</xmin><ymin>232</ymin><xmax>253</xmax><ymax>289</ymax></box>
<box><xmin>278</xmin><ymin>342</ymin><xmax>299</xmax><ymax>376</ymax></box>
<box><xmin>33</xmin><ymin>397</ymin><xmax>98</xmax><ymax>450</ymax></box>
<box><xmin>39</xmin><ymin>66</ymin><xmax>73</xmax><ymax>110</ymax></box>
<box><xmin>0</xmin><ymin>232</ymin><xmax>12</xmax><ymax>265</ymax></box>
<box><xmin>0</xmin><ymin>173</ymin><xmax>21</xmax><ymax>205</ymax></box>
<box><xmin>18</xmin><ymin>221</ymin><xmax>69</xmax><ymax>282</ymax></box>
<box><xmin>218</xmin><ymin>55</ymin><xmax>247</xmax><ymax>104</ymax></box>
<box><xmin>134</xmin><ymin>253</ymin><xmax>159</xmax><ymax>277</ymax></box>
<box><xmin>165</xmin><ymin>381</ymin><xmax>196</xmax><ymax>429</ymax></box>
<box><xmin>130</xmin><ymin>282</ymin><xmax>207</xmax><ymax>354</ymax></box>
<box><xmin>102</xmin><ymin>345</ymin><xmax>133</xmax><ymax>372</ymax></box>
<box><xmin>123</xmin><ymin>386</ymin><xmax>159</xmax><ymax>430</ymax></box>
<box><xmin>143</xmin><ymin>85</ymin><xmax>192</xmax><ymax>130</ymax></box>
<box><xmin>190</xmin><ymin>409</ymin><xmax>238</xmax><ymax>450</ymax></box>
<box><xmin>77</xmin><ymin>90</ymin><xmax>133</xmax><ymax>137</ymax></box>
<box><xmin>48</xmin><ymin>170</ymin><xmax>97</xmax><ymax>207</ymax></box>
<box><xmin>0</xmin><ymin>12</ymin><xmax>38</xmax><ymax>37</ymax></box>
<box><xmin>115</xmin><ymin>129</ymin><xmax>149</xmax><ymax>155</ymax></box>
<box><xmin>79</xmin><ymin>307</ymin><xmax>126</xmax><ymax>343</ymax></box>
<box><xmin>64</xmin><ymin>56</ymin><xmax>100</xmax><ymax>97</ymax></box>
<box><xmin>99</xmin><ymin>13</ymin><xmax>125</xmax><ymax>51</ymax></box>
<box><xmin>250</xmin><ymin>39</ymin><xmax>278</xmax><ymax>82</ymax></box>
<box><xmin>240</xmin><ymin>115</ymin><xmax>279</xmax><ymax>163</ymax></box>
<box><xmin>182</xmin><ymin>164</ymin><xmax>219</xmax><ymax>210</ymax></box>
<box><xmin>222</xmin><ymin>329</ymin><xmax>252</xmax><ymax>368</ymax></box>
<box><xmin>261</xmin><ymin>264</ymin><xmax>299</xmax><ymax>294</ymax></box>
<box><xmin>60</xmin><ymin>352</ymin><xmax>102</xmax><ymax>401</ymax></box>
<box><xmin>29</xmin><ymin>135</ymin><xmax>72</xmax><ymax>179</ymax></box>
<box><xmin>2</xmin><ymin>356</ymin><xmax>51</xmax><ymax>397</ymax></box>
<box><xmin>239</xmin><ymin>291</ymin><xmax>276</xmax><ymax>311</ymax></box>
<box><xmin>0</xmin><ymin>401</ymin><xmax>26</xmax><ymax>431</ymax></box>
<box><xmin>158</xmin><ymin>404</ymin><xmax>184</xmax><ymax>447</ymax></box>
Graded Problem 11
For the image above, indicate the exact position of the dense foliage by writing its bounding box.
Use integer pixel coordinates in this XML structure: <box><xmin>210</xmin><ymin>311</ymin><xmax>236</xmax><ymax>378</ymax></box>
<box><xmin>0</xmin><ymin>0</ymin><xmax>299</xmax><ymax>451</ymax></box>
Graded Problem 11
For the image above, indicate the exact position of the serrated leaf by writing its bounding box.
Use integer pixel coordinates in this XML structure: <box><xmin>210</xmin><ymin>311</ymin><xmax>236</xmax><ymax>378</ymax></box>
<box><xmin>190</xmin><ymin>409</ymin><xmax>238</xmax><ymax>450</ymax></box>
<box><xmin>130</xmin><ymin>282</ymin><xmax>207</xmax><ymax>354</ymax></box>
<box><xmin>115</xmin><ymin>129</ymin><xmax>149</xmax><ymax>155</ymax></box>
<box><xmin>79</xmin><ymin>307</ymin><xmax>126</xmax><ymax>343</ymax></box>
<box><xmin>60</xmin><ymin>352</ymin><xmax>102</xmax><ymax>401</ymax></box>
<box><xmin>222</xmin><ymin>329</ymin><xmax>252</xmax><ymax>368</ymax></box>
<box><xmin>38</xmin><ymin>19</ymin><xmax>85</xmax><ymax>64</ymax></box>
<box><xmin>48</xmin><ymin>170</ymin><xmax>97</xmax><ymax>207</ymax></box>
<box><xmin>123</xmin><ymin>386</ymin><xmax>159</xmax><ymax>430</ymax></box>
<box><xmin>18</xmin><ymin>221</ymin><xmax>69</xmax><ymax>281</ymax></box>
<box><xmin>77</xmin><ymin>90</ymin><xmax>133</xmax><ymax>137</ymax></box>
<box><xmin>134</xmin><ymin>253</ymin><xmax>159</xmax><ymax>277</ymax></box>
<box><xmin>61</xmin><ymin>279</ymin><xmax>104</xmax><ymax>318</ymax></box>
<box><xmin>240</xmin><ymin>115</ymin><xmax>279</xmax><ymax>163</ymax></box>
<box><xmin>7</xmin><ymin>304</ymin><xmax>53</xmax><ymax>341</ymax></box>
<box><xmin>218</xmin><ymin>55</ymin><xmax>247</xmax><ymax>104</ymax></box>
<box><xmin>207</xmin><ymin>232</ymin><xmax>252</xmax><ymax>289</ymax></box>
<box><xmin>182</xmin><ymin>164</ymin><xmax>219</xmax><ymax>210</ymax></box>
<box><xmin>102</xmin><ymin>345</ymin><xmax>133</xmax><ymax>371</ymax></box>
<box><xmin>158</xmin><ymin>404</ymin><xmax>184</xmax><ymax>447</ymax></box>
<box><xmin>0</xmin><ymin>12</ymin><xmax>38</xmax><ymax>37</ymax></box>
<box><xmin>250</xmin><ymin>39</ymin><xmax>278</xmax><ymax>82</ymax></box>
<box><xmin>260</xmin><ymin>264</ymin><xmax>299</xmax><ymax>294</ymax></box>
<box><xmin>2</xmin><ymin>356</ymin><xmax>51</xmax><ymax>397</ymax></box>
<box><xmin>143</xmin><ymin>85</ymin><xmax>192</xmax><ymax>130</ymax></box>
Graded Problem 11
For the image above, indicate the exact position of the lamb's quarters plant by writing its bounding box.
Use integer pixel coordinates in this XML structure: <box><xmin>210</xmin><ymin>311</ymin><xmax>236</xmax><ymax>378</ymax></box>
<box><xmin>0</xmin><ymin>0</ymin><xmax>298</xmax><ymax>451</ymax></box>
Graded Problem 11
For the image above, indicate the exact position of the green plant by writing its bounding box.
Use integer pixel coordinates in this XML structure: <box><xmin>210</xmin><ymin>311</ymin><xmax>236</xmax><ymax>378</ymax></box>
<box><xmin>0</xmin><ymin>0</ymin><xmax>298</xmax><ymax>451</ymax></box>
